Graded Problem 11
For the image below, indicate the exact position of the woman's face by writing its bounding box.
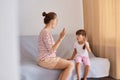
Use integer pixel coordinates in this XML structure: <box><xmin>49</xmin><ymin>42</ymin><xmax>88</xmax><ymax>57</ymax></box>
<box><xmin>51</xmin><ymin>16</ymin><xmax>58</xmax><ymax>28</ymax></box>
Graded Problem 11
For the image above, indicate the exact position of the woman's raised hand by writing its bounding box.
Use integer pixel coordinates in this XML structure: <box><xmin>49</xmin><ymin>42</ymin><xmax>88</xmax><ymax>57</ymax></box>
<box><xmin>59</xmin><ymin>28</ymin><xmax>66</xmax><ymax>40</ymax></box>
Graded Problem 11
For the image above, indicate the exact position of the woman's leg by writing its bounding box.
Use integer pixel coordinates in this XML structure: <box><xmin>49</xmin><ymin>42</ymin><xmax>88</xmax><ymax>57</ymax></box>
<box><xmin>76</xmin><ymin>62</ymin><xmax>81</xmax><ymax>80</ymax></box>
<box><xmin>54</xmin><ymin>58</ymin><xmax>74</xmax><ymax>80</ymax></box>
<box><xmin>83</xmin><ymin>65</ymin><xmax>89</xmax><ymax>80</ymax></box>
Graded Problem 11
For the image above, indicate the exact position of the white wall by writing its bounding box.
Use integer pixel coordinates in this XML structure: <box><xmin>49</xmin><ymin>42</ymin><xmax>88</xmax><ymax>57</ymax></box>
<box><xmin>19</xmin><ymin>0</ymin><xmax>84</xmax><ymax>35</ymax></box>
<box><xmin>0</xmin><ymin>0</ymin><xmax>20</xmax><ymax>80</ymax></box>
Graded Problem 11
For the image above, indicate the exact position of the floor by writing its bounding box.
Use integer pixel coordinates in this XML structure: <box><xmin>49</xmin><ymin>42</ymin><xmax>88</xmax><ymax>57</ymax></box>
<box><xmin>87</xmin><ymin>77</ymin><xmax>117</xmax><ymax>80</ymax></box>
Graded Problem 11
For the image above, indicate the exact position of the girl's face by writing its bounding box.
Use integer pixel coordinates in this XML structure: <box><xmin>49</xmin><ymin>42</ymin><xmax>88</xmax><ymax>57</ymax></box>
<box><xmin>76</xmin><ymin>35</ymin><xmax>85</xmax><ymax>43</ymax></box>
<box><xmin>50</xmin><ymin>16</ymin><xmax>58</xmax><ymax>28</ymax></box>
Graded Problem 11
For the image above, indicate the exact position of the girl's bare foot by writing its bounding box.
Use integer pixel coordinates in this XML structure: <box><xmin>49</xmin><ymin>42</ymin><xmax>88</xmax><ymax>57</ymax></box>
<box><xmin>77</xmin><ymin>76</ymin><xmax>81</xmax><ymax>80</ymax></box>
<box><xmin>83</xmin><ymin>78</ymin><xmax>87</xmax><ymax>80</ymax></box>
<box><xmin>77</xmin><ymin>78</ymin><xmax>81</xmax><ymax>80</ymax></box>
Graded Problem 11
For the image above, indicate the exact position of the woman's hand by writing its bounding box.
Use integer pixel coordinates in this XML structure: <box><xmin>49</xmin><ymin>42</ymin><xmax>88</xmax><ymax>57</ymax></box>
<box><xmin>67</xmin><ymin>58</ymin><xmax>73</xmax><ymax>60</ymax></box>
<box><xmin>52</xmin><ymin>28</ymin><xmax>66</xmax><ymax>52</ymax></box>
<box><xmin>59</xmin><ymin>28</ymin><xmax>66</xmax><ymax>41</ymax></box>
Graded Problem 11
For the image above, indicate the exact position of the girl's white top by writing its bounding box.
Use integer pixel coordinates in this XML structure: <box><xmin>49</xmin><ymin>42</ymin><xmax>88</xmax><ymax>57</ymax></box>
<box><xmin>74</xmin><ymin>41</ymin><xmax>89</xmax><ymax>57</ymax></box>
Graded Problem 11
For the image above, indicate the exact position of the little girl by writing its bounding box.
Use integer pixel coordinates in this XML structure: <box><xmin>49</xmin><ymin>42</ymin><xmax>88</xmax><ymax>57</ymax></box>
<box><xmin>68</xmin><ymin>29</ymin><xmax>92</xmax><ymax>80</ymax></box>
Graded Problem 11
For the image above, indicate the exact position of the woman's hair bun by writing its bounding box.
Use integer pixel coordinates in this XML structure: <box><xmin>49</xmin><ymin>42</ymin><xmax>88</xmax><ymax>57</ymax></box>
<box><xmin>42</xmin><ymin>12</ymin><xmax>47</xmax><ymax>17</ymax></box>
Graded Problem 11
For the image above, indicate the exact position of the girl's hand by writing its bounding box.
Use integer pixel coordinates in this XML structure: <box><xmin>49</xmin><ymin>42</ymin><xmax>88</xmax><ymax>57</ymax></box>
<box><xmin>59</xmin><ymin>28</ymin><xmax>66</xmax><ymax>40</ymax></box>
<box><xmin>83</xmin><ymin>37</ymin><xmax>86</xmax><ymax>44</ymax></box>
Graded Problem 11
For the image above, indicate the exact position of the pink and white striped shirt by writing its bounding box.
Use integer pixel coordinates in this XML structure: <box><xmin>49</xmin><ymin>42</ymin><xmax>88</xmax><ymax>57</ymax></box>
<box><xmin>38</xmin><ymin>29</ymin><xmax>56</xmax><ymax>61</ymax></box>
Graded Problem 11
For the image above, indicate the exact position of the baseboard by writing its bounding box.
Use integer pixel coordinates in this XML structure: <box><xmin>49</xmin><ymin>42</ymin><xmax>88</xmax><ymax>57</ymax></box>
<box><xmin>110</xmin><ymin>75</ymin><xmax>120</xmax><ymax>80</ymax></box>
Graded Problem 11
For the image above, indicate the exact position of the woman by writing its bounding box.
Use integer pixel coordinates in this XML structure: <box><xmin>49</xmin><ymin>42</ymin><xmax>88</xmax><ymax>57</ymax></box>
<box><xmin>37</xmin><ymin>12</ymin><xmax>74</xmax><ymax>80</ymax></box>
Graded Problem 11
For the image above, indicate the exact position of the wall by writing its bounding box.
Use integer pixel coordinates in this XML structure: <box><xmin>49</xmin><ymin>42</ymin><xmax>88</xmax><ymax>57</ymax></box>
<box><xmin>116</xmin><ymin>0</ymin><xmax>120</xmax><ymax>78</ymax></box>
<box><xmin>0</xmin><ymin>0</ymin><xmax>20</xmax><ymax>80</ymax></box>
<box><xmin>83</xmin><ymin>0</ymin><xmax>120</xmax><ymax>79</ymax></box>
<box><xmin>19</xmin><ymin>0</ymin><xmax>84</xmax><ymax>35</ymax></box>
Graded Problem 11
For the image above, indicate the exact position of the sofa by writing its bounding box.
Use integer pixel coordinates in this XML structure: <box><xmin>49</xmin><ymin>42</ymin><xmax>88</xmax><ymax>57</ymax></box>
<box><xmin>20</xmin><ymin>34</ymin><xmax>110</xmax><ymax>80</ymax></box>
